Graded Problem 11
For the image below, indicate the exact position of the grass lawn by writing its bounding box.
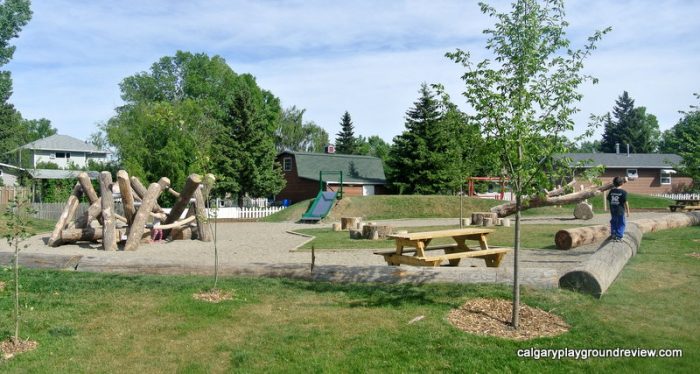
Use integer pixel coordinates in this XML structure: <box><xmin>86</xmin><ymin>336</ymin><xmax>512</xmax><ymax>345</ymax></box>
<box><xmin>1</xmin><ymin>226</ymin><xmax>698</xmax><ymax>372</ymax></box>
<box><xmin>293</xmin><ymin>224</ymin><xmax>586</xmax><ymax>251</ymax></box>
<box><xmin>263</xmin><ymin>194</ymin><xmax>673</xmax><ymax>222</ymax></box>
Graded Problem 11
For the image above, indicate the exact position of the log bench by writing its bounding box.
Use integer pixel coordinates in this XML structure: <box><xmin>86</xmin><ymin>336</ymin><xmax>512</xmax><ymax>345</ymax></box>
<box><xmin>375</xmin><ymin>228</ymin><xmax>511</xmax><ymax>267</ymax></box>
<box><xmin>669</xmin><ymin>204</ymin><xmax>700</xmax><ymax>212</ymax></box>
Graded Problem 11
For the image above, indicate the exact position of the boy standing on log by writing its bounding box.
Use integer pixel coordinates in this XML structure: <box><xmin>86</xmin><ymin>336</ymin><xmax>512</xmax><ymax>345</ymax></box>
<box><xmin>607</xmin><ymin>176</ymin><xmax>630</xmax><ymax>241</ymax></box>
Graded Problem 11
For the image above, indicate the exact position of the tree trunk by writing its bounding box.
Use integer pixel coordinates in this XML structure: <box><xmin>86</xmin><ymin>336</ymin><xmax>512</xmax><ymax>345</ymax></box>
<box><xmin>471</xmin><ymin>212</ymin><xmax>497</xmax><ymax>226</ymax></box>
<box><xmin>491</xmin><ymin>179</ymin><xmax>623</xmax><ymax>218</ymax></box>
<box><xmin>100</xmin><ymin>172</ymin><xmax>118</xmax><ymax>251</ymax></box>
<box><xmin>117</xmin><ymin>170</ymin><xmax>136</xmax><ymax>225</ymax></box>
<box><xmin>77</xmin><ymin>172</ymin><xmax>98</xmax><ymax>203</ymax></box>
<box><xmin>130</xmin><ymin>176</ymin><xmax>166</xmax><ymax>213</ymax></box>
<box><xmin>193</xmin><ymin>188</ymin><xmax>211</xmax><ymax>242</ymax></box>
<box><xmin>511</xmin><ymin>195</ymin><xmax>522</xmax><ymax>329</ymax></box>
<box><xmin>124</xmin><ymin>182</ymin><xmax>163</xmax><ymax>251</ymax></box>
<box><xmin>164</xmin><ymin>174</ymin><xmax>201</xmax><ymax>227</ymax></box>
<box><xmin>555</xmin><ymin>225</ymin><xmax>609</xmax><ymax>250</ymax></box>
<box><xmin>48</xmin><ymin>183</ymin><xmax>83</xmax><ymax>247</ymax></box>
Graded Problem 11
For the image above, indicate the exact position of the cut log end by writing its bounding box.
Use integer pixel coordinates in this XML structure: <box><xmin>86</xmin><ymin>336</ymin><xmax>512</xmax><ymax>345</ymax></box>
<box><xmin>559</xmin><ymin>270</ymin><xmax>603</xmax><ymax>298</ymax></box>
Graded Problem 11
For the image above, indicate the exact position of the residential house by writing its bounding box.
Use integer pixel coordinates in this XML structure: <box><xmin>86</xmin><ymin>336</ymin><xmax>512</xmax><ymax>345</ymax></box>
<box><xmin>0</xmin><ymin>162</ymin><xmax>22</xmax><ymax>186</ymax></box>
<box><xmin>17</xmin><ymin>134</ymin><xmax>109</xmax><ymax>169</ymax></box>
<box><xmin>276</xmin><ymin>149</ymin><xmax>389</xmax><ymax>204</ymax></box>
<box><xmin>563</xmin><ymin>152</ymin><xmax>692</xmax><ymax>194</ymax></box>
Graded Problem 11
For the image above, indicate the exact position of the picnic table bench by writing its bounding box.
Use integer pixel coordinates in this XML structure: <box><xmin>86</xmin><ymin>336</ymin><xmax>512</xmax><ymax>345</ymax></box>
<box><xmin>374</xmin><ymin>228</ymin><xmax>511</xmax><ymax>267</ymax></box>
<box><xmin>669</xmin><ymin>199</ymin><xmax>700</xmax><ymax>212</ymax></box>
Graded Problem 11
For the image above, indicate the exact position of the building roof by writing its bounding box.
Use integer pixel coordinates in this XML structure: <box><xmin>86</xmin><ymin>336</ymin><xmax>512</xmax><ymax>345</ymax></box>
<box><xmin>26</xmin><ymin>169</ymin><xmax>100</xmax><ymax>180</ymax></box>
<box><xmin>281</xmin><ymin>151</ymin><xmax>386</xmax><ymax>184</ymax></box>
<box><xmin>19</xmin><ymin>134</ymin><xmax>109</xmax><ymax>154</ymax></box>
<box><xmin>561</xmin><ymin>153</ymin><xmax>683</xmax><ymax>169</ymax></box>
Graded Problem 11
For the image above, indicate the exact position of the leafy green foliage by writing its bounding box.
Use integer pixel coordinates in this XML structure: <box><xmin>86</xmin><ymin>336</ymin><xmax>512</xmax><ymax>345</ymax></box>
<box><xmin>274</xmin><ymin>105</ymin><xmax>329</xmax><ymax>152</ymax></box>
<box><xmin>661</xmin><ymin>94</ymin><xmax>700</xmax><ymax>190</ymax></box>
<box><xmin>334</xmin><ymin>111</ymin><xmax>358</xmax><ymax>154</ymax></box>
<box><xmin>600</xmin><ymin>91</ymin><xmax>660</xmax><ymax>153</ymax></box>
<box><xmin>387</xmin><ymin>83</ymin><xmax>475</xmax><ymax>194</ymax></box>
<box><xmin>105</xmin><ymin>51</ymin><xmax>285</xmax><ymax>201</ymax></box>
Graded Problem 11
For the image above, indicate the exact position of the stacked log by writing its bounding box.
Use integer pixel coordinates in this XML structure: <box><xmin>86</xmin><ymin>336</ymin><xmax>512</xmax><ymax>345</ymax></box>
<box><xmin>471</xmin><ymin>212</ymin><xmax>497</xmax><ymax>226</ymax></box>
<box><xmin>341</xmin><ymin>217</ymin><xmax>362</xmax><ymax>230</ymax></box>
<box><xmin>45</xmin><ymin>170</ymin><xmax>215</xmax><ymax>251</ymax></box>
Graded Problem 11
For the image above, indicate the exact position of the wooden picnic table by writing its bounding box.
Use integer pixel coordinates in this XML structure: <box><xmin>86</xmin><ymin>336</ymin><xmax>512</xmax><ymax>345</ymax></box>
<box><xmin>374</xmin><ymin>228</ymin><xmax>511</xmax><ymax>267</ymax></box>
<box><xmin>669</xmin><ymin>199</ymin><xmax>700</xmax><ymax>212</ymax></box>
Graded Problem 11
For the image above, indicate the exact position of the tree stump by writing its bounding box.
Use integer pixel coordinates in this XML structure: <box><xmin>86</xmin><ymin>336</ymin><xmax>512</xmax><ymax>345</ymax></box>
<box><xmin>349</xmin><ymin>229</ymin><xmax>364</xmax><ymax>239</ymax></box>
<box><xmin>362</xmin><ymin>224</ymin><xmax>393</xmax><ymax>240</ymax></box>
<box><xmin>332</xmin><ymin>223</ymin><xmax>342</xmax><ymax>231</ymax></box>
<box><xmin>502</xmin><ymin>218</ymin><xmax>511</xmax><ymax>227</ymax></box>
<box><xmin>482</xmin><ymin>217</ymin><xmax>494</xmax><ymax>227</ymax></box>
<box><xmin>472</xmin><ymin>212</ymin><xmax>497</xmax><ymax>226</ymax></box>
<box><xmin>341</xmin><ymin>217</ymin><xmax>362</xmax><ymax>230</ymax></box>
<box><xmin>574</xmin><ymin>202</ymin><xmax>594</xmax><ymax>220</ymax></box>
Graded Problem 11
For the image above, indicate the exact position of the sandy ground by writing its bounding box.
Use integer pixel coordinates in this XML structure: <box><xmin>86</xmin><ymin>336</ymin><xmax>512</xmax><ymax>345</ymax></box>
<box><xmin>0</xmin><ymin>212</ymin><xmax>669</xmax><ymax>272</ymax></box>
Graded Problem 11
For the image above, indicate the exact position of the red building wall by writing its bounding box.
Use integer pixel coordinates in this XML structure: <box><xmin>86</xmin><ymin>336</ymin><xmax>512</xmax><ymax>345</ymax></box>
<box><xmin>575</xmin><ymin>168</ymin><xmax>693</xmax><ymax>194</ymax></box>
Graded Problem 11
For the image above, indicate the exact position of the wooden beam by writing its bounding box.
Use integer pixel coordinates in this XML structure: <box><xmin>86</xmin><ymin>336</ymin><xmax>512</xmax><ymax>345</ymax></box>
<box><xmin>116</xmin><ymin>170</ymin><xmax>136</xmax><ymax>225</ymax></box>
<box><xmin>164</xmin><ymin>174</ymin><xmax>201</xmax><ymax>226</ymax></box>
<box><xmin>124</xmin><ymin>182</ymin><xmax>163</xmax><ymax>251</ymax></box>
<box><xmin>77</xmin><ymin>172</ymin><xmax>98</xmax><ymax>204</ymax></box>
<box><xmin>130</xmin><ymin>176</ymin><xmax>167</xmax><ymax>213</ymax></box>
<box><xmin>47</xmin><ymin>183</ymin><xmax>83</xmax><ymax>247</ymax></box>
<box><xmin>193</xmin><ymin>188</ymin><xmax>211</xmax><ymax>242</ymax></box>
<box><xmin>100</xmin><ymin>172</ymin><xmax>118</xmax><ymax>251</ymax></box>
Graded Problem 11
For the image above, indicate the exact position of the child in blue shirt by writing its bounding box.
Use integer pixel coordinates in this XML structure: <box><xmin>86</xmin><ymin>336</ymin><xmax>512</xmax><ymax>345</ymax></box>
<box><xmin>607</xmin><ymin>176</ymin><xmax>630</xmax><ymax>241</ymax></box>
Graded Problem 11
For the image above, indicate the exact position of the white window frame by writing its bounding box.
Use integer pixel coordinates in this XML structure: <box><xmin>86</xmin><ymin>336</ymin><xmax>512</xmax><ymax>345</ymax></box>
<box><xmin>660</xmin><ymin>171</ymin><xmax>672</xmax><ymax>185</ymax></box>
<box><xmin>283</xmin><ymin>157</ymin><xmax>292</xmax><ymax>172</ymax></box>
<box><xmin>626</xmin><ymin>168</ymin><xmax>638</xmax><ymax>179</ymax></box>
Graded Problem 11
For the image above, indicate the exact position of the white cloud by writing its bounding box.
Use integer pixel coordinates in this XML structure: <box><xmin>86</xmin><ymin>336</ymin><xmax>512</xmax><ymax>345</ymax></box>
<box><xmin>5</xmin><ymin>0</ymin><xmax>699</xmax><ymax>144</ymax></box>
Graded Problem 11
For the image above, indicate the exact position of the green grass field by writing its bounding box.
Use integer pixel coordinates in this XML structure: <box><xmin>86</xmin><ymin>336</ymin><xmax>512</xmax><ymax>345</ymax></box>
<box><xmin>1</xmin><ymin>226</ymin><xmax>698</xmax><ymax>372</ymax></box>
<box><xmin>293</xmin><ymin>224</ymin><xmax>585</xmax><ymax>251</ymax></box>
<box><xmin>262</xmin><ymin>193</ymin><xmax>673</xmax><ymax>223</ymax></box>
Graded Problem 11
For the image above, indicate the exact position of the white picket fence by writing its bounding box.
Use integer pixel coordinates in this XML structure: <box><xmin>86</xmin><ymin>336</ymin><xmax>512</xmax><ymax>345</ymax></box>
<box><xmin>163</xmin><ymin>206</ymin><xmax>285</xmax><ymax>220</ymax></box>
<box><xmin>652</xmin><ymin>193</ymin><xmax>700</xmax><ymax>200</ymax></box>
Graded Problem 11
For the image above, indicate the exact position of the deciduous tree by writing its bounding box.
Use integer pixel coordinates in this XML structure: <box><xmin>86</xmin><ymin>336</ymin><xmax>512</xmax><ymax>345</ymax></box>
<box><xmin>447</xmin><ymin>0</ymin><xmax>608</xmax><ymax>328</ymax></box>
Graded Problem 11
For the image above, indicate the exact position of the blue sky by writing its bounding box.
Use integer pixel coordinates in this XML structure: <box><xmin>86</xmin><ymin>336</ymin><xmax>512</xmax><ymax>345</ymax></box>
<box><xmin>6</xmin><ymin>0</ymin><xmax>700</xmax><ymax>144</ymax></box>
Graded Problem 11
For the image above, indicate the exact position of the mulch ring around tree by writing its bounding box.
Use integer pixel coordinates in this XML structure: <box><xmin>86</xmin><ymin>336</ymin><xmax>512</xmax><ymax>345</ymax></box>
<box><xmin>1</xmin><ymin>339</ymin><xmax>38</xmax><ymax>360</ymax></box>
<box><xmin>447</xmin><ymin>298</ymin><xmax>569</xmax><ymax>341</ymax></box>
<box><xmin>192</xmin><ymin>289</ymin><xmax>234</xmax><ymax>303</ymax></box>
<box><xmin>0</xmin><ymin>281</ymin><xmax>5</xmax><ymax>292</ymax></box>
<box><xmin>687</xmin><ymin>252</ymin><xmax>700</xmax><ymax>259</ymax></box>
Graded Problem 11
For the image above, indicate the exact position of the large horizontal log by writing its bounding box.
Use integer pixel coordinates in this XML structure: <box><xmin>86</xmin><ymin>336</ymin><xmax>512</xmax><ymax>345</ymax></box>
<box><xmin>61</xmin><ymin>227</ymin><xmax>128</xmax><ymax>243</ymax></box>
<box><xmin>555</xmin><ymin>212</ymin><xmax>700</xmax><ymax>250</ymax></box>
<box><xmin>491</xmin><ymin>179</ymin><xmax>620</xmax><ymax>218</ymax></box>
<box><xmin>559</xmin><ymin>224</ymin><xmax>643</xmax><ymax>298</ymax></box>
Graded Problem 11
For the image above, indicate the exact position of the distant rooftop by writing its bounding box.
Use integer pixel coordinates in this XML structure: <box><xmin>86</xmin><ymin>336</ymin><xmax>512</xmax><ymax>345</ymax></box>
<box><xmin>280</xmin><ymin>151</ymin><xmax>386</xmax><ymax>184</ymax></box>
<box><xmin>19</xmin><ymin>134</ymin><xmax>109</xmax><ymax>154</ymax></box>
<box><xmin>561</xmin><ymin>153</ymin><xmax>683</xmax><ymax>169</ymax></box>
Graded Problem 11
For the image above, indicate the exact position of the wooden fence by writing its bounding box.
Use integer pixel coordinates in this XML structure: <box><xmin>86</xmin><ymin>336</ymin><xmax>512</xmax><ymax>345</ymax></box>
<box><xmin>30</xmin><ymin>202</ymin><xmax>91</xmax><ymax>221</ymax></box>
<box><xmin>0</xmin><ymin>186</ymin><xmax>30</xmax><ymax>204</ymax></box>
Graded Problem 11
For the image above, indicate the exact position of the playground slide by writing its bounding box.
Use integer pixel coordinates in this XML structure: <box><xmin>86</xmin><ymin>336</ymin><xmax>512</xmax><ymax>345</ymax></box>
<box><xmin>301</xmin><ymin>191</ymin><xmax>337</xmax><ymax>222</ymax></box>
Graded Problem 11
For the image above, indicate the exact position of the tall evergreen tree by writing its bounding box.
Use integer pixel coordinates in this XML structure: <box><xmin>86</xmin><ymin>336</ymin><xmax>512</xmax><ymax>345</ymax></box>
<box><xmin>335</xmin><ymin>111</ymin><xmax>358</xmax><ymax>154</ymax></box>
<box><xmin>387</xmin><ymin>83</ymin><xmax>467</xmax><ymax>194</ymax></box>
<box><xmin>600</xmin><ymin>91</ymin><xmax>659</xmax><ymax>153</ymax></box>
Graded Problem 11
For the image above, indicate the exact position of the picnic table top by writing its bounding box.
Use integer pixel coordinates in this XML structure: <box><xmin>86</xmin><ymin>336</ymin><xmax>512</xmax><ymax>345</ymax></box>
<box><xmin>388</xmin><ymin>228</ymin><xmax>495</xmax><ymax>241</ymax></box>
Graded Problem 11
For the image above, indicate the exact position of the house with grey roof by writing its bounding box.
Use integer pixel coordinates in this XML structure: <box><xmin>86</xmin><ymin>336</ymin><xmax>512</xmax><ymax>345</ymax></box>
<box><xmin>18</xmin><ymin>134</ymin><xmax>109</xmax><ymax>169</ymax></box>
<box><xmin>0</xmin><ymin>162</ymin><xmax>22</xmax><ymax>186</ymax></box>
<box><xmin>276</xmin><ymin>149</ymin><xmax>388</xmax><ymax>204</ymax></box>
<box><xmin>562</xmin><ymin>152</ymin><xmax>693</xmax><ymax>194</ymax></box>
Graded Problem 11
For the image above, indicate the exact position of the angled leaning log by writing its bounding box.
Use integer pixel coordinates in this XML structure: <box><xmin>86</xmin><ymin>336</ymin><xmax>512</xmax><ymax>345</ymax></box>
<box><xmin>100</xmin><ymin>172</ymin><xmax>118</xmax><ymax>251</ymax></box>
<box><xmin>117</xmin><ymin>170</ymin><xmax>136</xmax><ymax>225</ymax></box>
<box><xmin>75</xmin><ymin>172</ymin><xmax>102</xmax><ymax>228</ymax></box>
<box><xmin>193</xmin><ymin>188</ymin><xmax>211</xmax><ymax>242</ymax></box>
<box><xmin>48</xmin><ymin>183</ymin><xmax>83</xmax><ymax>247</ymax></box>
<box><xmin>164</xmin><ymin>174</ymin><xmax>201</xmax><ymax>237</ymax></box>
<box><xmin>125</xmin><ymin>181</ymin><xmax>165</xmax><ymax>251</ymax></box>
<box><xmin>130</xmin><ymin>176</ymin><xmax>166</xmax><ymax>213</ymax></box>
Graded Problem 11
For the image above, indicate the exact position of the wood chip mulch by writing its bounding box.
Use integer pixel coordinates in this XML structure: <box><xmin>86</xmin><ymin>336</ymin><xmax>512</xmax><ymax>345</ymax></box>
<box><xmin>1</xmin><ymin>339</ymin><xmax>38</xmax><ymax>360</ymax></box>
<box><xmin>0</xmin><ymin>281</ymin><xmax>5</xmax><ymax>292</ymax></box>
<box><xmin>687</xmin><ymin>252</ymin><xmax>700</xmax><ymax>259</ymax></box>
<box><xmin>192</xmin><ymin>289</ymin><xmax>234</xmax><ymax>303</ymax></box>
<box><xmin>447</xmin><ymin>298</ymin><xmax>569</xmax><ymax>341</ymax></box>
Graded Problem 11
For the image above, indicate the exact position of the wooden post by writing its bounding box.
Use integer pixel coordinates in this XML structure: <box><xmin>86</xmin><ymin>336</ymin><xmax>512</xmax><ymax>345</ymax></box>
<box><xmin>77</xmin><ymin>172</ymin><xmax>98</xmax><ymax>203</ymax></box>
<box><xmin>164</xmin><ymin>174</ymin><xmax>202</xmax><ymax>226</ymax></box>
<box><xmin>47</xmin><ymin>183</ymin><xmax>83</xmax><ymax>247</ymax></box>
<box><xmin>117</xmin><ymin>170</ymin><xmax>136</xmax><ymax>225</ymax></box>
<box><xmin>100</xmin><ymin>172</ymin><xmax>118</xmax><ymax>251</ymax></box>
<box><xmin>131</xmin><ymin>176</ymin><xmax>167</xmax><ymax>213</ymax></box>
<box><xmin>124</xmin><ymin>182</ymin><xmax>163</xmax><ymax>251</ymax></box>
<box><xmin>341</xmin><ymin>217</ymin><xmax>361</xmax><ymax>230</ymax></box>
<box><xmin>193</xmin><ymin>188</ymin><xmax>211</xmax><ymax>242</ymax></box>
